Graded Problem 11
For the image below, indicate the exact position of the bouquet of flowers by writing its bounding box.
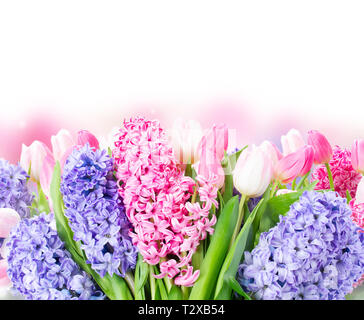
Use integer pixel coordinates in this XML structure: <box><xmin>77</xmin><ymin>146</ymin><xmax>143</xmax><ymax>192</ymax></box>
<box><xmin>1</xmin><ymin>117</ymin><xmax>364</xmax><ymax>300</ymax></box>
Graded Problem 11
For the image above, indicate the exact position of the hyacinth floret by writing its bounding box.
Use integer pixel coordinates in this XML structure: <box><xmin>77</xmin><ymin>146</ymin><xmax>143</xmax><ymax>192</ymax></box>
<box><xmin>311</xmin><ymin>146</ymin><xmax>362</xmax><ymax>198</ymax></box>
<box><xmin>6</xmin><ymin>212</ymin><xmax>104</xmax><ymax>300</ymax></box>
<box><xmin>112</xmin><ymin>117</ymin><xmax>219</xmax><ymax>286</ymax></box>
<box><xmin>349</xmin><ymin>199</ymin><xmax>364</xmax><ymax>287</ymax></box>
<box><xmin>60</xmin><ymin>144</ymin><xmax>137</xmax><ymax>278</ymax></box>
<box><xmin>0</xmin><ymin>159</ymin><xmax>33</xmax><ymax>218</ymax></box>
<box><xmin>238</xmin><ymin>191</ymin><xmax>364</xmax><ymax>300</ymax></box>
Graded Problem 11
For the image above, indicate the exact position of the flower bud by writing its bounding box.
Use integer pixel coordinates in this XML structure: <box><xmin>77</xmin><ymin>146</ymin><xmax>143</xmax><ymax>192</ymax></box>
<box><xmin>233</xmin><ymin>145</ymin><xmax>273</xmax><ymax>197</ymax></box>
<box><xmin>281</xmin><ymin>129</ymin><xmax>305</xmax><ymax>156</ymax></box>
<box><xmin>170</xmin><ymin>119</ymin><xmax>203</xmax><ymax>164</ymax></box>
<box><xmin>20</xmin><ymin>141</ymin><xmax>54</xmax><ymax>181</ymax></box>
<box><xmin>307</xmin><ymin>130</ymin><xmax>333</xmax><ymax>164</ymax></box>
<box><xmin>51</xmin><ymin>129</ymin><xmax>75</xmax><ymax>163</ymax></box>
<box><xmin>274</xmin><ymin>145</ymin><xmax>314</xmax><ymax>184</ymax></box>
<box><xmin>77</xmin><ymin>130</ymin><xmax>100</xmax><ymax>150</ymax></box>
<box><xmin>351</xmin><ymin>139</ymin><xmax>364</xmax><ymax>175</ymax></box>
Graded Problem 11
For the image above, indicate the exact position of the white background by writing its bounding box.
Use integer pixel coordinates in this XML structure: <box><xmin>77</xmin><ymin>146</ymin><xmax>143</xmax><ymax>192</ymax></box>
<box><xmin>0</xmin><ymin>0</ymin><xmax>364</xmax><ymax>150</ymax></box>
<box><xmin>1</xmin><ymin>0</ymin><xmax>364</xmax><ymax>299</ymax></box>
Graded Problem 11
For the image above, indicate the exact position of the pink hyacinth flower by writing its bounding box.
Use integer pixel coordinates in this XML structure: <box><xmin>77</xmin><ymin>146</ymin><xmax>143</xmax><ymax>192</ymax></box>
<box><xmin>351</xmin><ymin>139</ymin><xmax>364</xmax><ymax>175</ymax></box>
<box><xmin>307</xmin><ymin>130</ymin><xmax>333</xmax><ymax>164</ymax></box>
<box><xmin>274</xmin><ymin>145</ymin><xmax>314</xmax><ymax>184</ymax></box>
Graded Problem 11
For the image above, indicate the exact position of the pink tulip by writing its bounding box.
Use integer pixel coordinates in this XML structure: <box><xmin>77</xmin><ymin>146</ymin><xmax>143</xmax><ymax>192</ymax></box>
<box><xmin>307</xmin><ymin>130</ymin><xmax>333</xmax><ymax>164</ymax></box>
<box><xmin>281</xmin><ymin>129</ymin><xmax>306</xmax><ymax>156</ymax></box>
<box><xmin>51</xmin><ymin>129</ymin><xmax>75</xmax><ymax>163</ymax></box>
<box><xmin>351</xmin><ymin>139</ymin><xmax>364</xmax><ymax>175</ymax></box>
<box><xmin>274</xmin><ymin>145</ymin><xmax>314</xmax><ymax>184</ymax></box>
<box><xmin>169</xmin><ymin>119</ymin><xmax>204</xmax><ymax>164</ymax></box>
<box><xmin>259</xmin><ymin>140</ymin><xmax>283</xmax><ymax>167</ymax></box>
<box><xmin>0</xmin><ymin>208</ymin><xmax>21</xmax><ymax>291</ymax></box>
<box><xmin>77</xmin><ymin>130</ymin><xmax>100</xmax><ymax>150</ymax></box>
<box><xmin>20</xmin><ymin>140</ymin><xmax>54</xmax><ymax>181</ymax></box>
<box><xmin>0</xmin><ymin>260</ymin><xmax>11</xmax><ymax>288</ymax></box>
<box><xmin>0</xmin><ymin>208</ymin><xmax>20</xmax><ymax>239</ymax></box>
<box><xmin>195</xmin><ymin>135</ymin><xmax>225</xmax><ymax>189</ymax></box>
<box><xmin>233</xmin><ymin>145</ymin><xmax>273</xmax><ymax>197</ymax></box>
<box><xmin>39</xmin><ymin>153</ymin><xmax>56</xmax><ymax>200</ymax></box>
<box><xmin>197</xmin><ymin>124</ymin><xmax>228</xmax><ymax>162</ymax></box>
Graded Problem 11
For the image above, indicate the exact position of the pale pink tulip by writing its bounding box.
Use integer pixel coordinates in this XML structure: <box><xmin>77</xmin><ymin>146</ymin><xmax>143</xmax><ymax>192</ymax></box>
<box><xmin>77</xmin><ymin>130</ymin><xmax>100</xmax><ymax>150</ymax></box>
<box><xmin>276</xmin><ymin>189</ymin><xmax>296</xmax><ymax>196</ymax></box>
<box><xmin>169</xmin><ymin>119</ymin><xmax>203</xmax><ymax>164</ymax></box>
<box><xmin>0</xmin><ymin>260</ymin><xmax>11</xmax><ymax>288</ymax></box>
<box><xmin>195</xmin><ymin>136</ymin><xmax>225</xmax><ymax>189</ymax></box>
<box><xmin>39</xmin><ymin>154</ymin><xmax>56</xmax><ymax>200</ymax></box>
<box><xmin>307</xmin><ymin>130</ymin><xmax>333</xmax><ymax>164</ymax></box>
<box><xmin>0</xmin><ymin>208</ymin><xmax>20</xmax><ymax>239</ymax></box>
<box><xmin>281</xmin><ymin>129</ymin><xmax>306</xmax><ymax>156</ymax></box>
<box><xmin>20</xmin><ymin>141</ymin><xmax>53</xmax><ymax>181</ymax></box>
<box><xmin>274</xmin><ymin>145</ymin><xmax>314</xmax><ymax>184</ymax></box>
<box><xmin>351</xmin><ymin>139</ymin><xmax>364</xmax><ymax>175</ymax></box>
<box><xmin>355</xmin><ymin>176</ymin><xmax>364</xmax><ymax>205</ymax></box>
<box><xmin>233</xmin><ymin>145</ymin><xmax>273</xmax><ymax>197</ymax></box>
<box><xmin>197</xmin><ymin>124</ymin><xmax>229</xmax><ymax>162</ymax></box>
<box><xmin>259</xmin><ymin>140</ymin><xmax>283</xmax><ymax>167</ymax></box>
<box><xmin>51</xmin><ymin>129</ymin><xmax>75</xmax><ymax>163</ymax></box>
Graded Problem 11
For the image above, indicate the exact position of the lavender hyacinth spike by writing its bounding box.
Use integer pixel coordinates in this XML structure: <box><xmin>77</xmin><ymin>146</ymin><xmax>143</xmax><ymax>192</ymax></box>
<box><xmin>0</xmin><ymin>159</ymin><xmax>33</xmax><ymax>218</ymax></box>
<box><xmin>238</xmin><ymin>191</ymin><xmax>364</xmax><ymax>300</ymax></box>
<box><xmin>6</xmin><ymin>212</ymin><xmax>104</xmax><ymax>300</ymax></box>
<box><xmin>60</xmin><ymin>144</ymin><xmax>137</xmax><ymax>278</ymax></box>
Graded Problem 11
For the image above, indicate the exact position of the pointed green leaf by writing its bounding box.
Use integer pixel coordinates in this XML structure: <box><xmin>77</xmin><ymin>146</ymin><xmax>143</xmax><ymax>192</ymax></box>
<box><xmin>189</xmin><ymin>196</ymin><xmax>240</xmax><ymax>300</ymax></box>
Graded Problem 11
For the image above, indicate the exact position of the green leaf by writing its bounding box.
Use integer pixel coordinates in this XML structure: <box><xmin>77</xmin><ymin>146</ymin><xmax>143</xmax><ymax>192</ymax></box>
<box><xmin>214</xmin><ymin>196</ymin><xmax>266</xmax><ymax>300</ymax></box>
<box><xmin>37</xmin><ymin>183</ymin><xmax>51</xmax><ymax>214</ymax></box>
<box><xmin>256</xmin><ymin>190</ymin><xmax>303</xmax><ymax>242</ymax></box>
<box><xmin>228</xmin><ymin>276</ymin><xmax>252</xmax><ymax>300</ymax></box>
<box><xmin>50</xmin><ymin>162</ymin><xmax>83</xmax><ymax>258</ymax></box>
<box><xmin>167</xmin><ymin>285</ymin><xmax>183</xmax><ymax>300</ymax></box>
<box><xmin>222</xmin><ymin>146</ymin><xmax>248</xmax><ymax>204</ymax></box>
<box><xmin>189</xmin><ymin>196</ymin><xmax>240</xmax><ymax>300</ymax></box>
<box><xmin>135</xmin><ymin>253</ymin><xmax>148</xmax><ymax>299</ymax></box>
<box><xmin>346</xmin><ymin>190</ymin><xmax>352</xmax><ymax>203</ymax></box>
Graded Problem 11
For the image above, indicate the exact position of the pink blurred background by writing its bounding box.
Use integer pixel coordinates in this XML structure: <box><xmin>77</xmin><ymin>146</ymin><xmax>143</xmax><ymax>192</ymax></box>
<box><xmin>1</xmin><ymin>0</ymin><xmax>364</xmax><ymax>163</ymax></box>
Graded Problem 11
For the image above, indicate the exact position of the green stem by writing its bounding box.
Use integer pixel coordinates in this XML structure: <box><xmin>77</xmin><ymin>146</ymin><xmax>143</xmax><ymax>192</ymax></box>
<box><xmin>124</xmin><ymin>271</ymin><xmax>135</xmax><ymax>298</ymax></box>
<box><xmin>149</xmin><ymin>265</ymin><xmax>157</xmax><ymax>300</ymax></box>
<box><xmin>296</xmin><ymin>172</ymin><xmax>310</xmax><ymax>190</ymax></box>
<box><xmin>270</xmin><ymin>180</ymin><xmax>279</xmax><ymax>198</ymax></box>
<box><xmin>291</xmin><ymin>177</ymin><xmax>297</xmax><ymax>190</ymax></box>
<box><xmin>325</xmin><ymin>163</ymin><xmax>335</xmax><ymax>191</ymax></box>
<box><xmin>229</xmin><ymin>195</ymin><xmax>247</xmax><ymax>249</ymax></box>
<box><xmin>181</xmin><ymin>285</ymin><xmax>189</xmax><ymax>300</ymax></box>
